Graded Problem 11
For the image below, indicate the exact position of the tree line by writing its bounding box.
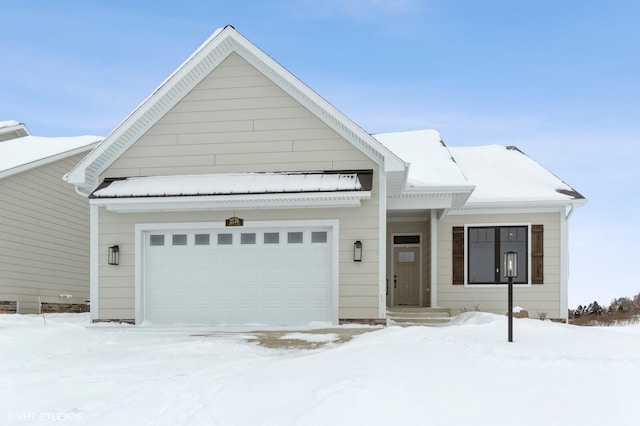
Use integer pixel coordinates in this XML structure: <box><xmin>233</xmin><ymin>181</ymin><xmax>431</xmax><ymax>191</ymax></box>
<box><xmin>569</xmin><ymin>292</ymin><xmax>640</xmax><ymax>324</ymax></box>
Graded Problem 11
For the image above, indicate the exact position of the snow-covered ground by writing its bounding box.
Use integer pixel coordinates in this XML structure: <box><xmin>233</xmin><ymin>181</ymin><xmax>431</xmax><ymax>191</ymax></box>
<box><xmin>1</xmin><ymin>313</ymin><xmax>638</xmax><ymax>425</ymax></box>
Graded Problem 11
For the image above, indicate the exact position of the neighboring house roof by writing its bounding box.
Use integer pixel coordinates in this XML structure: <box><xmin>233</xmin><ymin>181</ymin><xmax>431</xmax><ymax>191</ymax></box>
<box><xmin>65</xmin><ymin>25</ymin><xmax>405</xmax><ymax>193</ymax></box>
<box><xmin>0</xmin><ymin>134</ymin><xmax>102</xmax><ymax>179</ymax></box>
<box><xmin>0</xmin><ymin>120</ymin><xmax>31</xmax><ymax>141</ymax></box>
<box><xmin>91</xmin><ymin>171</ymin><xmax>372</xmax><ymax>198</ymax></box>
<box><xmin>448</xmin><ymin>145</ymin><xmax>586</xmax><ymax>209</ymax></box>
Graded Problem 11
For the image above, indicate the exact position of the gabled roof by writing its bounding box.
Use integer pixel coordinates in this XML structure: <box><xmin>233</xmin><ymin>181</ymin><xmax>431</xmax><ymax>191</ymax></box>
<box><xmin>374</xmin><ymin>129</ymin><xmax>585</xmax><ymax>211</ymax></box>
<box><xmin>448</xmin><ymin>145</ymin><xmax>586</xmax><ymax>209</ymax></box>
<box><xmin>65</xmin><ymin>25</ymin><xmax>405</xmax><ymax>192</ymax></box>
<box><xmin>373</xmin><ymin>130</ymin><xmax>472</xmax><ymax>190</ymax></box>
<box><xmin>0</xmin><ymin>134</ymin><xmax>102</xmax><ymax>180</ymax></box>
<box><xmin>374</xmin><ymin>130</ymin><xmax>474</xmax><ymax>210</ymax></box>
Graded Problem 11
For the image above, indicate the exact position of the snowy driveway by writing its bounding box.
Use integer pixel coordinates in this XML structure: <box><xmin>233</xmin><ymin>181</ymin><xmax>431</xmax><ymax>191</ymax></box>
<box><xmin>1</xmin><ymin>313</ymin><xmax>639</xmax><ymax>425</ymax></box>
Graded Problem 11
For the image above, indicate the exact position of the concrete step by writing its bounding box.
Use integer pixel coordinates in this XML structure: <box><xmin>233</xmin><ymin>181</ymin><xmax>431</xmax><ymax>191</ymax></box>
<box><xmin>386</xmin><ymin>307</ymin><xmax>452</xmax><ymax>327</ymax></box>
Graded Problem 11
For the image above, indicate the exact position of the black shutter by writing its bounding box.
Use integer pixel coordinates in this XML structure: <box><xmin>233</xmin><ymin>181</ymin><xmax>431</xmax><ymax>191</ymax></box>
<box><xmin>531</xmin><ymin>225</ymin><xmax>544</xmax><ymax>284</ymax></box>
<box><xmin>452</xmin><ymin>227</ymin><xmax>464</xmax><ymax>285</ymax></box>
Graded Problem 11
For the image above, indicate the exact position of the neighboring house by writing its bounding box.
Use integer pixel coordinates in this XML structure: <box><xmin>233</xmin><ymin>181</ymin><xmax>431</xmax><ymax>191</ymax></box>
<box><xmin>65</xmin><ymin>26</ymin><xmax>585</xmax><ymax>325</ymax></box>
<box><xmin>0</xmin><ymin>120</ymin><xmax>101</xmax><ymax>313</ymax></box>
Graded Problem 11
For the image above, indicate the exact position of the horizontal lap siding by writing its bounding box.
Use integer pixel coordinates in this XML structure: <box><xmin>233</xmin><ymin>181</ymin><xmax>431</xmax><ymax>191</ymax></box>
<box><xmin>437</xmin><ymin>212</ymin><xmax>563</xmax><ymax>318</ymax></box>
<box><xmin>98</xmin><ymin>52</ymin><xmax>380</xmax><ymax>321</ymax></box>
<box><xmin>98</xmin><ymin>198</ymin><xmax>380</xmax><ymax>320</ymax></box>
<box><xmin>104</xmin><ymin>53</ymin><xmax>359</xmax><ymax>179</ymax></box>
<box><xmin>0</xmin><ymin>154</ymin><xmax>90</xmax><ymax>313</ymax></box>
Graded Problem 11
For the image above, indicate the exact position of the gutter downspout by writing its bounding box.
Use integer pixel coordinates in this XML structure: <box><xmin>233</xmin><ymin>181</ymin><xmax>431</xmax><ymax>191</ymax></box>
<box><xmin>75</xmin><ymin>186</ymin><xmax>91</xmax><ymax>197</ymax></box>
<box><xmin>561</xmin><ymin>203</ymin><xmax>576</xmax><ymax>323</ymax></box>
<box><xmin>565</xmin><ymin>203</ymin><xmax>575</xmax><ymax>220</ymax></box>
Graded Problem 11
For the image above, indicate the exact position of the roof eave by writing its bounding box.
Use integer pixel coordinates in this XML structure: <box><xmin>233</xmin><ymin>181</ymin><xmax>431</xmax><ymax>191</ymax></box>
<box><xmin>448</xmin><ymin>197</ymin><xmax>588</xmax><ymax>214</ymax></box>
<box><xmin>89</xmin><ymin>191</ymin><xmax>371</xmax><ymax>213</ymax></box>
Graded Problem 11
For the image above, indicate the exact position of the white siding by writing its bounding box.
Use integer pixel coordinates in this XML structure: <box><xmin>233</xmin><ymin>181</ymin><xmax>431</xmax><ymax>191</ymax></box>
<box><xmin>0</xmin><ymin>154</ymin><xmax>90</xmax><ymax>313</ymax></box>
<box><xmin>97</xmin><ymin>53</ymin><xmax>380</xmax><ymax>321</ymax></box>
<box><xmin>437</xmin><ymin>212</ymin><xmax>564</xmax><ymax>318</ymax></box>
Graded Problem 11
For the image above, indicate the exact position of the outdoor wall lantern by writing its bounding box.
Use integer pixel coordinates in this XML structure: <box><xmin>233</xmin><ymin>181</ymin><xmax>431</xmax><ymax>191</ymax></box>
<box><xmin>504</xmin><ymin>251</ymin><xmax>518</xmax><ymax>342</ymax></box>
<box><xmin>353</xmin><ymin>241</ymin><xmax>363</xmax><ymax>262</ymax></box>
<box><xmin>108</xmin><ymin>245</ymin><xmax>120</xmax><ymax>266</ymax></box>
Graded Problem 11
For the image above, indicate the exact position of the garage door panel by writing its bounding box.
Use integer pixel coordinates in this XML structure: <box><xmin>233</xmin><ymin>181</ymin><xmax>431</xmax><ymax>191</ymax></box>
<box><xmin>143</xmin><ymin>226</ymin><xmax>333</xmax><ymax>325</ymax></box>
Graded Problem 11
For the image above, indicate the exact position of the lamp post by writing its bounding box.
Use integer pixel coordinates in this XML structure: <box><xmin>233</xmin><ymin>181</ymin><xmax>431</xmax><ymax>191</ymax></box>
<box><xmin>504</xmin><ymin>251</ymin><xmax>518</xmax><ymax>342</ymax></box>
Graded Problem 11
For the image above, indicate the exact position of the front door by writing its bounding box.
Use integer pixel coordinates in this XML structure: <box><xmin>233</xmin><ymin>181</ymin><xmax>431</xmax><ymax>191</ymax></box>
<box><xmin>393</xmin><ymin>247</ymin><xmax>420</xmax><ymax>305</ymax></box>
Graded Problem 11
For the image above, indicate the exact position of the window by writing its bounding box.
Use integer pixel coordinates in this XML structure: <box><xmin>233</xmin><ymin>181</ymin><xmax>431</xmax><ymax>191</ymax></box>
<box><xmin>264</xmin><ymin>232</ymin><xmax>280</xmax><ymax>244</ymax></box>
<box><xmin>467</xmin><ymin>226</ymin><xmax>527</xmax><ymax>284</ymax></box>
<box><xmin>398</xmin><ymin>251</ymin><xmax>415</xmax><ymax>263</ymax></box>
<box><xmin>217</xmin><ymin>233</ymin><xmax>233</xmax><ymax>245</ymax></box>
<box><xmin>241</xmin><ymin>233</ymin><xmax>256</xmax><ymax>245</ymax></box>
<box><xmin>195</xmin><ymin>234</ymin><xmax>210</xmax><ymax>245</ymax></box>
<box><xmin>394</xmin><ymin>235</ymin><xmax>420</xmax><ymax>245</ymax></box>
<box><xmin>287</xmin><ymin>232</ymin><xmax>303</xmax><ymax>244</ymax></box>
<box><xmin>150</xmin><ymin>234</ymin><xmax>165</xmax><ymax>246</ymax></box>
<box><xmin>452</xmin><ymin>225</ymin><xmax>544</xmax><ymax>285</ymax></box>
<box><xmin>311</xmin><ymin>231</ymin><xmax>327</xmax><ymax>243</ymax></box>
<box><xmin>172</xmin><ymin>234</ymin><xmax>188</xmax><ymax>246</ymax></box>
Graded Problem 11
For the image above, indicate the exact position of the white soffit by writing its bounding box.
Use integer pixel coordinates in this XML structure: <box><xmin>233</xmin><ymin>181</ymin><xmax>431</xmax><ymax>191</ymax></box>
<box><xmin>91</xmin><ymin>192</ymin><xmax>371</xmax><ymax>213</ymax></box>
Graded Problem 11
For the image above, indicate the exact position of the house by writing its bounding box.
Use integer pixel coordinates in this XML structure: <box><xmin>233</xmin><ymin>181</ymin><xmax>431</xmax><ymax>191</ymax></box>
<box><xmin>65</xmin><ymin>26</ymin><xmax>585</xmax><ymax>325</ymax></box>
<box><xmin>0</xmin><ymin>120</ymin><xmax>101</xmax><ymax>313</ymax></box>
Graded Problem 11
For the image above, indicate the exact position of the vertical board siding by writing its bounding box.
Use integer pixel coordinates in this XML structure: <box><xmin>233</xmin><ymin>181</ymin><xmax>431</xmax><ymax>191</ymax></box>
<box><xmin>437</xmin><ymin>212</ymin><xmax>564</xmax><ymax>318</ymax></box>
<box><xmin>0</xmin><ymin>154</ymin><xmax>90</xmax><ymax>313</ymax></box>
<box><xmin>97</xmin><ymin>53</ymin><xmax>380</xmax><ymax>321</ymax></box>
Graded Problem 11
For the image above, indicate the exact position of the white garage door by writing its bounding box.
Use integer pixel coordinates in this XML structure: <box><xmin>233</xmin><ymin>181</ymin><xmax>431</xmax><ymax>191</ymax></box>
<box><xmin>143</xmin><ymin>226</ymin><xmax>333</xmax><ymax>325</ymax></box>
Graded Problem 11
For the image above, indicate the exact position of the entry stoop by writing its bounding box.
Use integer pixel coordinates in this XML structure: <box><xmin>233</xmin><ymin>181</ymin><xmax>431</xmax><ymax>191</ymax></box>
<box><xmin>386</xmin><ymin>307</ymin><xmax>452</xmax><ymax>327</ymax></box>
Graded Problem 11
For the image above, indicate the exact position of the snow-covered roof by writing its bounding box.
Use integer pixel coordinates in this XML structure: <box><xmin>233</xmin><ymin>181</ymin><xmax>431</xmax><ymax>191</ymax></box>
<box><xmin>449</xmin><ymin>145</ymin><xmax>585</xmax><ymax>205</ymax></box>
<box><xmin>373</xmin><ymin>130</ymin><xmax>471</xmax><ymax>189</ymax></box>
<box><xmin>0</xmin><ymin>120</ymin><xmax>30</xmax><ymax>141</ymax></box>
<box><xmin>0</xmin><ymin>134</ymin><xmax>102</xmax><ymax>179</ymax></box>
<box><xmin>66</xmin><ymin>26</ymin><xmax>402</xmax><ymax>192</ymax></box>
<box><xmin>0</xmin><ymin>120</ymin><xmax>20</xmax><ymax>129</ymax></box>
<box><xmin>374</xmin><ymin>129</ymin><xmax>584</xmax><ymax>209</ymax></box>
<box><xmin>92</xmin><ymin>171</ymin><xmax>370</xmax><ymax>198</ymax></box>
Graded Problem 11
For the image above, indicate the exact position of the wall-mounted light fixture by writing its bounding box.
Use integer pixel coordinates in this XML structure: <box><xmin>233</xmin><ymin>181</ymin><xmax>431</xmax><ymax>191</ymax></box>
<box><xmin>108</xmin><ymin>245</ymin><xmax>120</xmax><ymax>265</ymax></box>
<box><xmin>353</xmin><ymin>241</ymin><xmax>362</xmax><ymax>262</ymax></box>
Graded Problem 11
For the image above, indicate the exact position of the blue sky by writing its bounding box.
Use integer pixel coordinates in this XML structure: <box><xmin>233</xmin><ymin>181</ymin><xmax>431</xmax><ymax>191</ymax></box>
<box><xmin>2</xmin><ymin>0</ymin><xmax>638</xmax><ymax>307</ymax></box>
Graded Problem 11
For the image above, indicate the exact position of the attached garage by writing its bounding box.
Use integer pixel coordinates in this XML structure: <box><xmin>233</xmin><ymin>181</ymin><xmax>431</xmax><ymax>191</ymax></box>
<box><xmin>137</xmin><ymin>223</ymin><xmax>337</xmax><ymax>325</ymax></box>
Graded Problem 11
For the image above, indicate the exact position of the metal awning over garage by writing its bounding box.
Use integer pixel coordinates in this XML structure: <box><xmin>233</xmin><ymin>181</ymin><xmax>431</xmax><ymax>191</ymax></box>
<box><xmin>90</xmin><ymin>171</ymin><xmax>373</xmax><ymax>212</ymax></box>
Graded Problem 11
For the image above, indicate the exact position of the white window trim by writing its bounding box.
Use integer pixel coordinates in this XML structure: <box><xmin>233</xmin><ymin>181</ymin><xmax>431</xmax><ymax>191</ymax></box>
<box><xmin>463</xmin><ymin>222</ymin><xmax>532</xmax><ymax>288</ymax></box>
<box><xmin>134</xmin><ymin>219</ymin><xmax>340</xmax><ymax>325</ymax></box>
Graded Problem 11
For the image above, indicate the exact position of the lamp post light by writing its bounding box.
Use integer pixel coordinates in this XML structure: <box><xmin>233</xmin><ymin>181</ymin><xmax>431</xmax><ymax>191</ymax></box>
<box><xmin>504</xmin><ymin>251</ymin><xmax>518</xmax><ymax>342</ymax></box>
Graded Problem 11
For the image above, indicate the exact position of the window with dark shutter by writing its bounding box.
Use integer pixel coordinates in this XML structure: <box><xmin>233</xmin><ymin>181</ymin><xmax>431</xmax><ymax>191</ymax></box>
<box><xmin>452</xmin><ymin>227</ymin><xmax>465</xmax><ymax>285</ymax></box>
<box><xmin>531</xmin><ymin>225</ymin><xmax>544</xmax><ymax>284</ymax></box>
<box><xmin>452</xmin><ymin>224</ymin><xmax>543</xmax><ymax>286</ymax></box>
